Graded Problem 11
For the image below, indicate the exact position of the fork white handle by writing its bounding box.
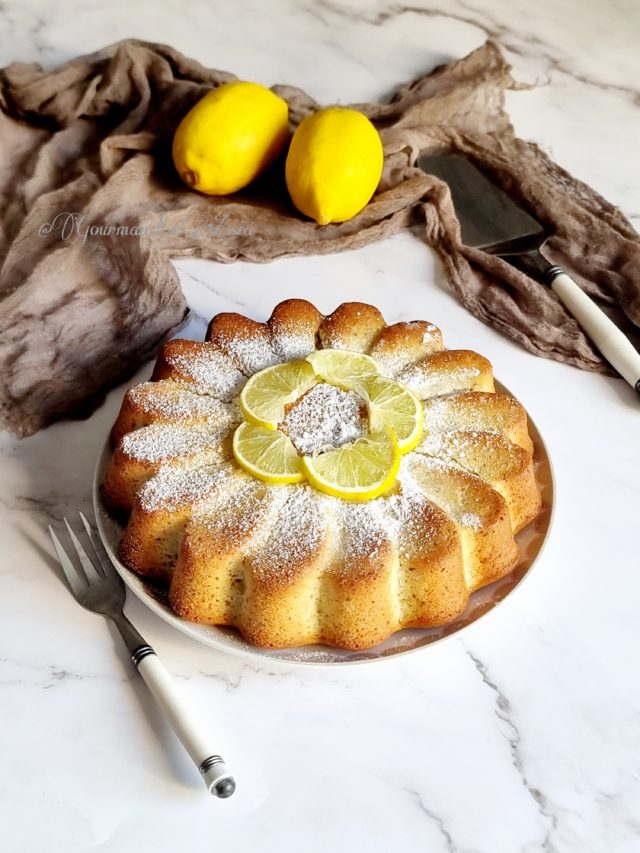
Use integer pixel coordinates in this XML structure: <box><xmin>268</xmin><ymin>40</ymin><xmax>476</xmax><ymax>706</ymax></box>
<box><xmin>50</xmin><ymin>515</ymin><xmax>236</xmax><ymax>798</ymax></box>
<box><xmin>130</xmin><ymin>643</ymin><xmax>235</xmax><ymax>797</ymax></box>
<box><xmin>549</xmin><ymin>269</ymin><xmax>640</xmax><ymax>393</ymax></box>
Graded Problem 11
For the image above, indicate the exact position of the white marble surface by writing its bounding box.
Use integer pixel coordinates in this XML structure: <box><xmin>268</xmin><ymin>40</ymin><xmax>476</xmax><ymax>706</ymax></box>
<box><xmin>1</xmin><ymin>2</ymin><xmax>640</xmax><ymax>851</ymax></box>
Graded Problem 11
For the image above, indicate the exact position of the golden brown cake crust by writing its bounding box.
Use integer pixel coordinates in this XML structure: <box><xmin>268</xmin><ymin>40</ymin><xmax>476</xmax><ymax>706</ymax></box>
<box><xmin>317</xmin><ymin>302</ymin><xmax>386</xmax><ymax>352</ymax></box>
<box><xmin>103</xmin><ymin>299</ymin><xmax>543</xmax><ymax>650</ymax></box>
<box><xmin>368</xmin><ymin>320</ymin><xmax>444</xmax><ymax>376</ymax></box>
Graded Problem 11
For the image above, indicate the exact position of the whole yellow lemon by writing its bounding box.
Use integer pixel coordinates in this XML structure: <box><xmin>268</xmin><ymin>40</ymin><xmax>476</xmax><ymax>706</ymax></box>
<box><xmin>172</xmin><ymin>81</ymin><xmax>289</xmax><ymax>195</ymax></box>
<box><xmin>285</xmin><ymin>107</ymin><xmax>384</xmax><ymax>225</ymax></box>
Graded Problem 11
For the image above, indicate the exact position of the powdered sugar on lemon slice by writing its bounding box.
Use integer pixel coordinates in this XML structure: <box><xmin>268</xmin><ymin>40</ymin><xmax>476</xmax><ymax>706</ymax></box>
<box><xmin>234</xmin><ymin>348</ymin><xmax>420</xmax><ymax>499</ymax></box>
<box><xmin>361</xmin><ymin>375</ymin><xmax>424</xmax><ymax>454</ymax></box>
<box><xmin>239</xmin><ymin>359</ymin><xmax>316</xmax><ymax>430</ymax></box>
<box><xmin>301</xmin><ymin>429</ymin><xmax>400</xmax><ymax>501</ymax></box>
<box><xmin>305</xmin><ymin>349</ymin><xmax>379</xmax><ymax>390</ymax></box>
<box><xmin>233</xmin><ymin>421</ymin><xmax>304</xmax><ymax>484</ymax></box>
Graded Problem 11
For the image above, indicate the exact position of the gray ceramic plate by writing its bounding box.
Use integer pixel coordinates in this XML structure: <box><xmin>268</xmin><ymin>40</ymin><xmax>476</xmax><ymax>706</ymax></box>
<box><xmin>93</xmin><ymin>381</ymin><xmax>554</xmax><ymax>667</ymax></box>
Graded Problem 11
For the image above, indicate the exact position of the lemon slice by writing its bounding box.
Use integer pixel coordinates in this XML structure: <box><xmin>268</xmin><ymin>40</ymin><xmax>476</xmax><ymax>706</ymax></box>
<box><xmin>301</xmin><ymin>429</ymin><xmax>399</xmax><ymax>501</ymax></box>
<box><xmin>362</xmin><ymin>375</ymin><xmax>424</xmax><ymax>454</ymax></box>
<box><xmin>239</xmin><ymin>360</ymin><xmax>316</xmax><ymax>430</ymax></box>
<box><xmin>233</xmin><ymin>421</ymin><xmax>304</xmax><ymax>484</ymax></box>
<box><xmin>305</xmin><ymin>349</ymin><xmax>379</xmax><ymax>390</ymax></box>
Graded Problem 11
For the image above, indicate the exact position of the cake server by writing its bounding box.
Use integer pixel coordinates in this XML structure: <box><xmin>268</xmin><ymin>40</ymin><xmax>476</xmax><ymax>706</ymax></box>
<box><xmin>419</xmin><ymin>152</ymin><xmax>640</xmax><ymax>395</ymax></box>
<box><xmin>48</xmin><ymin>512</ymin><xmax>236</xmax><ymax>798</ymax></box>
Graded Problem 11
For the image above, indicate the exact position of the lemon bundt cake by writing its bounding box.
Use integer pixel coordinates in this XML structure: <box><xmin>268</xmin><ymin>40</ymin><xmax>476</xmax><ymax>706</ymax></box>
<box><xmin>102</xmin><ymin>300</ymin><xmax>542</xmax><ymax>649</ymax></box>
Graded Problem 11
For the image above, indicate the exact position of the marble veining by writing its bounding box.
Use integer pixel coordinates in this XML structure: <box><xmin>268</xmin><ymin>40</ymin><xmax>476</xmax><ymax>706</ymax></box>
<box><xmin>1</xmin><ymin>2</ymin><xmax>639</xmax><ymax>852</ymax></box>
<box><xmin>467</xmin><ymin>649</ymin><xmax>559</xmax><ymax>849</ymax></box>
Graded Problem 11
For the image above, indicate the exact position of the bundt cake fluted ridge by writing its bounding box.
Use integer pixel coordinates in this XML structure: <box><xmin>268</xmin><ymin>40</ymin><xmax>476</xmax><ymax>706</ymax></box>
<box><xmin>102</xmin><ymin>299</ymin><xmax>542</xmax><ymax>649</ymax></box>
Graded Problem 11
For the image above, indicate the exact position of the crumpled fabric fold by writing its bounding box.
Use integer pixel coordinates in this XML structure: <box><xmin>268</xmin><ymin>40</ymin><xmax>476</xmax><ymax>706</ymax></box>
<box><xmin>0</xmin><ymin>38</ymin><xmax>638</xmax><ymax>435</ymax></box>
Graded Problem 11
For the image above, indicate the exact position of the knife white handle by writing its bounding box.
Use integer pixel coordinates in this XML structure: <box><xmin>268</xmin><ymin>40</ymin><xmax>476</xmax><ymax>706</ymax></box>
<box><xmin>549</xmin><ymin>269</ymin><xmax>640</xmax><ymax>393</ymax></box>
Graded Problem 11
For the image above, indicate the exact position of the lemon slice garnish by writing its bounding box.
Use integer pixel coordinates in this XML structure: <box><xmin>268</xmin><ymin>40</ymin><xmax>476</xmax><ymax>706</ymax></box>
<box><xmin>305</xmin><ymin>349</ymin><xmax>379</xmax><ymax>390</ymax></box>
<box><xmin>301</xmin><ymin>429</ymin><xmax>399</xmax><ymax>501</ymax></box>
<box><xmin>361</xmin><ymin>375</ymin><xmax>424</xmax><ymax>454</ymax></box>
<box><xmin>233</xmin><ymin>421</ymin><xmax>304</xmax><ymax>484</ymax></box>
<box><xmin>239</xmin><ymin>360</ymin><xmax>316</xmax><ymax>430</ymax></box>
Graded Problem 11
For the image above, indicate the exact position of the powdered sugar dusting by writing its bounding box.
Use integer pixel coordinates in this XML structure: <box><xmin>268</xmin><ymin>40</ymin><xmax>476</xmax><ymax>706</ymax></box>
<box><xmin>281</xmin><ymin>383</ymin><xmax>368</xmax><ymax>456</ymax></box>
<box><xmin>369</xmin><ymin>352</ymin><xmax>409</xmax><ymax>379</ymax></box>
<box><xmin>121</xmin><ymin>423</ymin><xmax>230</xmax><ymax>463</ymax></box>
<box><xmin>397</xmin><ymin>364</ymin><xmax>481</xmax><ymax>399</ymax></box>
<box><xmin>168</xmin><ymin>349</ymin><xmax>245</xmax><ymax>401</ymax></box>
<box><xmin>422</xmin><ymin>394</ymin><xmax>505</xmax><ymax>435</ymax></box>
<box><xmin>410</xmin><ymin>454</ymin><xmax>452</xmax><ymax>475</ymax></box>
<box><xmin>139</xmin><ymin>464</ymin><xmax>234</xmax><ymax>512</ymax></box>
<box><xmin>384</xmin><ymin>462</ymin><xmax>434</xmax><ymax>557</ymax></box>
<box><xmin>271</xmin><ymin>330</ymin><xmax>316</xmax><ymax>361</ymax></box>
<box><xmin>414</xmin><ymin>430</ymin><xmax>469</xmax><ymax>463</ymax></box>
<box><xmin>405</xmin><ymin>320</ymin><xmax>440</xmax><ymax>345</ymax></box>
<box><xmin>191</xmin><ymin>477</ymin><xmax>286</xmax><ymax>551</ymax></box>
<box><xmin>336</xmin><ymin>461</ymin><xmax>432</xmax><ymax>565</ymax></box>
<box><xmin>254</xmin><ymin>486</ymin><xmax>327</xmax><ymax>578</ymax></box>
<box><xmin>370</xmin><ymin>322</ymin><xmax>443</xmax><ymax>378</ymax></box>
<box><xmin>407</xmin><ymin>454</ymin><xmax>492</xmax><ymax>532</ymax></box>
<box><xmin>128</xmin><ymin>383</ymin><xmax>240</xmax><ymax>427</ymax></box>
<box><xmin>214</xmin><ymin>332</ymin><xmax>281</xmax><ymax>376</ymax></box>
<box><xmin>416</xmin><ymin>429</ymin><xmax>503</xmax><ymax>472</ymax></box>
<box><xmin>459</xmin><ymin>512</ymin><xmax>483</xmax><ymax>530</ymax></box>
<box><xmin>340</xmin><ymin>501</ymin><xmax>390</xmax><ymax>560</ymax></box>
<box><xmin>320</xmin><ymin>328</ymin><xmax>347</xmax><ymax>349</ymax></box>
<box><xmin>422</xmin><ymin>395</ymin><xmax>464</xmax><ymax>432</ymax></box>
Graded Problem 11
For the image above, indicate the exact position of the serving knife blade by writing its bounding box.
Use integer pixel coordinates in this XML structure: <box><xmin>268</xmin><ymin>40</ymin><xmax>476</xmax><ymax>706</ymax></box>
<box><xmin>419</xmin><ymin>152</ymin><xmax>640</xmax><ymax>395</ymax></box>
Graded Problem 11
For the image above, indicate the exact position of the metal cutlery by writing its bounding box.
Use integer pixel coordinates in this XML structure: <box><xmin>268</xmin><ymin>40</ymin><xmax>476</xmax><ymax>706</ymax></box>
<box><xmin>419</xmin><ymin>152</ymin><xmax>640</xmax><ymax>395</ymax></box>
<box><xmin>48</xmin><ymin>512</ymin><xmax>235</xmax><ymax>798</ymax></box>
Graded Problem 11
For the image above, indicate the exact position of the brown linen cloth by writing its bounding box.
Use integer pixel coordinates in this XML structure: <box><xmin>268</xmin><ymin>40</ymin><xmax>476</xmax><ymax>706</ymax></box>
<box><xmin>0</xmin><ymin>39</ymin><xmax>639</xmax><ymax>436</ymax></box>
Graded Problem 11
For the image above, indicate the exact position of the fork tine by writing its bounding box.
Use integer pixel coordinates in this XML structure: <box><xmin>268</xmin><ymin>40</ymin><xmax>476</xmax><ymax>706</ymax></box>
<box><xmin>49</xmin><ymin>526</ymin><xmax>86</xmax><ymax>597</ymax></box>
<box><xmin>64</xmin><ymin>517</ymin><xmax>102</xmax><ymax>584</ymax></box>
<box><xmin>78</xmin><ymin>512</ymin><xmax>108</xmax><ymax>577</ymax></box>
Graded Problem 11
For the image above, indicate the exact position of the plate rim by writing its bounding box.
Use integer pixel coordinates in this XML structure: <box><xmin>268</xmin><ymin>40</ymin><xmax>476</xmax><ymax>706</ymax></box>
<box><xmin>93</xmin><ymin>380</ymin><xmax>555</xmax><ymax>668</ymax></box>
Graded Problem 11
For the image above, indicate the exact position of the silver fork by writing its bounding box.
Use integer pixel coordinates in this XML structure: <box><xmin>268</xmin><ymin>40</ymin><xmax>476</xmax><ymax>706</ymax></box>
<box><xmin>48</xmin><ymin>512</ymin><xmax>235</xmax><ymax>798</ymax></box>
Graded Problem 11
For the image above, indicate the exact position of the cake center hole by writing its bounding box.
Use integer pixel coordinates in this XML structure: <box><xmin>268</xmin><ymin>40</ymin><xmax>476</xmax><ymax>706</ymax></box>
<box><xmin>280</xmin><ymin>383</ymin><xmax>368</xmax><ymax>456</ymax></box>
